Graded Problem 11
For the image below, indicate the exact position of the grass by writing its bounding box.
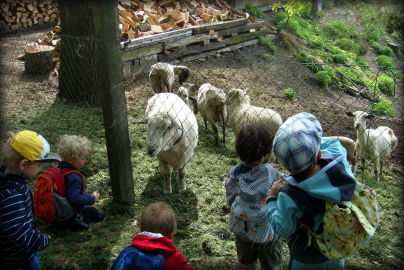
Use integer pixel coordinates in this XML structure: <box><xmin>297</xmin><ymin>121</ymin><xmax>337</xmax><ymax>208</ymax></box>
<box><xmin>3</xmin><ymin>94</ymin><xmax>401</xmax><ymax>269</ymax></box>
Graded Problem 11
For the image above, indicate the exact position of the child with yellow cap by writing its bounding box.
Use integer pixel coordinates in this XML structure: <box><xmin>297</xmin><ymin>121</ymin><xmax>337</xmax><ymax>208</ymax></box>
<box><xmin>0</xmin><ymin>130</ymin><xmax>60</xmax><ymax>270</ymax></box>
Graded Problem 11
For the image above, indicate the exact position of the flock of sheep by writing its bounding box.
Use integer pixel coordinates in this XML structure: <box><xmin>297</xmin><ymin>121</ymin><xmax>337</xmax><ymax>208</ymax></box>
<box><xmin>140</xmin><ymin>62</ymin><xmax>398</xmax><ymax>193</ymax></box>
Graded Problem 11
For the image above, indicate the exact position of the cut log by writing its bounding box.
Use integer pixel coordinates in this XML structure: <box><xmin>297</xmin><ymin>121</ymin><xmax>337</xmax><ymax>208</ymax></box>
<box><xmin>24</xmin><ymin>44</ymin><xmax>55</xmax><ymax>75</ymax></box>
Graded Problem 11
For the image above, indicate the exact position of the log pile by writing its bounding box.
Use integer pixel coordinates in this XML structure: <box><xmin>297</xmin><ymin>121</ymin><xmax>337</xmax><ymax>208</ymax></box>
<box><xmin>0</xmin><ymin>0</ymin><xmax>58</xmax><ymax>31</ymax></box>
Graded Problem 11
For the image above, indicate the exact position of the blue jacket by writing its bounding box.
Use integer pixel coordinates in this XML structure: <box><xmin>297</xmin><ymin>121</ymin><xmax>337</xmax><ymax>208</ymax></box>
<box><xmin>267</xmin><ymin>138</ymin><xmax>357</xmax><ymax>264</ymax></box>
<box><xmin>0</xmin><ymin>167</ymin><xmax>49</xmax><ymax>269</ymax></box>
<box><xmin>59</xmin><ymin>162</ymin><xmax>95</xmax><ymax>211</ymax></box>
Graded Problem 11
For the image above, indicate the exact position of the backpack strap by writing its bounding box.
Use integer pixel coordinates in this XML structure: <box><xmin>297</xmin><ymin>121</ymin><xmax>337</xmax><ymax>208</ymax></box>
<box><xmin>59</xmin><ymin>168</ymin><xmax>85</xmax><ymax>194</ymax></box>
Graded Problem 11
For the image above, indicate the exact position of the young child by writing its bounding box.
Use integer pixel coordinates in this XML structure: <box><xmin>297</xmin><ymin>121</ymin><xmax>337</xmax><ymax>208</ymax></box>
<box><xmin>0</xmin><ymin>130</ymin><xmax>60</xmax><ymax>269</ymax></box>
<box><xmin>225</xmin><ymin>123</ymin><xmax>283</xmax><ymax>270</ymax></box>
<box><xmin>268</xmin><ymin>112</ymin><xmax>357</xmax><ymax>270</ymax></box>
<box><xmin>111</xmin><ymin>202</ymin><xmax>193</xmax><ymax>270</ymax></box>
<box><xmin>57</xmin><ymin>135</ymin><xmax>104</xmax><ymax>230</ymax></box>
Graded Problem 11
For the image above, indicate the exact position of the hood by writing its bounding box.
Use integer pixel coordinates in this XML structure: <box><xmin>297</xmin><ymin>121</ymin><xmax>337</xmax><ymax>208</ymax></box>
<box><xmin>131</xmin><ymin>232</ymin><xmax>176</xmax><ymax>254</ymax></box>
<box><xmin>283</xmin><ymin>138</ymin><xmax>356</xmax><ymax>203</ymax></box>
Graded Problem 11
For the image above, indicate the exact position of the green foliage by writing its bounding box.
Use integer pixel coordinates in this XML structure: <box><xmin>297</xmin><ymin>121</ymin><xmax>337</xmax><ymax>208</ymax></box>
<box><xmin>273</xmin><ymin>11</ymin><xmax>288</xmax><ymax>27</ymax></box>
<box><xmin>335</xmin><ymin>38</ymin><xmax>359</xmax><ymax>52</ymax></box>
<box><xmin>365</xmin><ymin>24</ymin><xmax>383</xmax><ymax>43</ymax></box>
<box><xmin>272</xmin><ymin>0</ymin><xmax>311</xmax><ymax>18</ymax></box>
<box><xmin>316</xmin><ymin>65</ymin><xmax>336</xmax><ymax>88</ymax></box>
<box><xmin>284</xmin><ymin>87</ymin><xmax>298</xmax><ymax>101</ymax></box>
<box><xmin>380</xmin><ymin>46</ymin><xmax>393</xmax><ymax>56</ymax></box>
<box><xmin>376</xmin><ymin>55</ymin><xmax>398</xmax><ymax>77</ymax></box>
<box><xmin>322</xmin><ymin>0</ymin><xmax>333</xmax><ymax>10</ymax></box>
<box><xmin>355</xmin><ymin>56</ymin><xmax>369</xmax><ymax>69</ymax></box>
<box><xmin>324</xmin><ymin>21</ymin><xmax>359</xmax><ymax>40</ymax></box>
<box><xmin>372</xmin><ymin>97</ymin><xmax>397</xmax><ymax>117</ymax></box>
<box><xmin>245</xmin><ymin>3</ymin><xmax>267</xmax><ymax>18</ymax></box>
<box><xmin>357</xmin><ymin>41</ymin><xmax>368</xmax><ymax>56</ymax></box>
<box><xmin>258</xmin><ymin>36</ymin><xmax>278</xmax><ymax>53</ymax></box>
<box><xmin>377</xmin><ymin>75</ymin><xmax>395</xmax><ymax>96</ymax></box>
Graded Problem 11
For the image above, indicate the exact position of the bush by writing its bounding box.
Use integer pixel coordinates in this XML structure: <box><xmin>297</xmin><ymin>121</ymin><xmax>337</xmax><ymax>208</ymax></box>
<box><xmin>366</xmin><ymin>24</ymin><xmax>382</xmax><ymax>43</ymax></box>
<box><xmin>357</xmin><ymin>42</ymin><xmax>369</xmax><ymax>56</ymax></box>
<box><xmin>335</xmin><ymin>38</ymin><xmax>359</xmax><ymax>52</ymax></box>
<box><xmin>284</xmin><ymin>87</ymin><xmax>298</xmax><ymax>101</ymax></box>
<box><xmin>245</xmin><ymin>3</ymin><xmax>267</xmax><ymax>18</ymax></box>
<box><xmin>258</xmin><ymin>36</ymin><xmax>277</xmax><ymax>53</ymax></box>
<box><xmin>380</xmin><ymin>46</ymin><xmax>393</xmax><ymax>56</ymax></box>
<box><xmin>273</xmin><ymin>11</ymin><xmax>288</xmax><ymax>27</ymax></box>
<box><xmin>372</xmin><ymin>97</ymin><xmax>397</xmax><ymax>117</ymax></box>
<box><xmin>331</xmin><ymin>52</ymin><xmax>348</xmax><ymax>63</ymax></box>
<box><xmin>324</xmin><ymin>21</ymin><xmax>359</xmax><ymax>40</ymax></box>
<box><xmin>377</xmin><ymin>75</ymin><xmax>395</xmax><ymax>95</ymax></box>
<box><xmin>376</xmin><ymin>55</ymin><xmax>398</xmax><ymax>77</ymax></box>
<box><xmin>355</xmin><ymin>56</ymin><xmax>369</xmax><ymax>69</ymax></box>
<box><xmin>316</xmin><ymin>65</ymin><xmax>336</xmax><ymax>88</ymax></box>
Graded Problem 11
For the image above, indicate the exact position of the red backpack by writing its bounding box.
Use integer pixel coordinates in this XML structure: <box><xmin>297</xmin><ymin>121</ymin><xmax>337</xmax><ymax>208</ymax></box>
<box><xmin>33</xmin><ymin>167</ymin><xmax>84</xmax><ymax>223</ymax></box>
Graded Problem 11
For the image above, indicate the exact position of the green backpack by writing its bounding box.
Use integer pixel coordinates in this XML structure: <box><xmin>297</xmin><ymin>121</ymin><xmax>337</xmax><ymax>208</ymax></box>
<box><xmin>312</xmin><ymin>181</ymin><xmax>379</xmax><ymax>259</ymax></box>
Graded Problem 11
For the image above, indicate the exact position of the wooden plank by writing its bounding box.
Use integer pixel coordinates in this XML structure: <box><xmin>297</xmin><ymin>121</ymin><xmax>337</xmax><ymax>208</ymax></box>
<box><xmin>225</xmin><ymin>29</ymin><xmax>269</xmax><ymax>45</ymax></box>
<box><xmin>121</xmin><ymin>44</ymin><xmax>162</xmax><ymax>62</ymax></box>
<box><xmin>217</xmin><ymin>21</ymin><xmax>266</xmax><ymax>37</ymax></box>
<box><xmin>159</xmin><ymin>40</ymin><xmax>226</xmax><ymax>62</ymax></box>
<box><xmin>218</xmin><ymin>38</ymin><xmax>259</xmax><ymax>53</ymax></box>
<box><xmin>181</xmin><ymin>48</ymin><xmax>219</xmax><ymax>62</ymax></box>
<box><xmin>165</xmin><ymin>32</ymin><xmax>218</xmax><ymax>49</ymax></box>
<box><xmin>121</xmin><ymin>28</ymin><xmax>192</xmax><ymax>49</ymax></box>
<box><xmin>191</xmin><ymin>18</ymin><xmax>247</xmax><ymax>34</ymax></box>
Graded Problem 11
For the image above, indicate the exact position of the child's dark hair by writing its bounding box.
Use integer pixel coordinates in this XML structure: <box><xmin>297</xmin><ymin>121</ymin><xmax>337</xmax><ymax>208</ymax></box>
<box><xmin>139</xmin><ymin>202</ymin><xmax>177</xmax><ymax>237</ymax></box>
<box><xmin>236</xmin><ymin>123</ymin><xmax>273</xmax><ymax>163</ymax></box>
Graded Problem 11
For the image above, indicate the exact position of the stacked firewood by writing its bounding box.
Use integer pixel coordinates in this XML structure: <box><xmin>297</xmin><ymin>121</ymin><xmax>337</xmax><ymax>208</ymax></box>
<box><xmin>118</xmin><ymin>0</ymin><xmax>251</xmax><ymax>40</ymax></box>
<box><xmin>0</xmin><ymin>0</ymin><xmax>58</xmax><ymax>31</ymax></box>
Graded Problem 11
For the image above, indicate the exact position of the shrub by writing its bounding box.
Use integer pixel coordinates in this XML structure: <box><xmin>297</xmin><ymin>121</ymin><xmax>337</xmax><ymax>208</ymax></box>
<box><xmin>335</xmin><ymin>38</ymin><xmax>359</xmax><ymax>52</ymax></box>
<box><xmin>245</xmin><ymin>3</ymin><xmax>267</xmax><ymax>18</ymax></box>
<box><xmin>324</xmin><ymin>21</ymin><xmax>359</xmax><ymax>40</ymax></box>
<box><xmin>366</xmin><ymin>24</ymin><xmax>382</xmax><ymax>43</ymax></box>
<box><xmin>372</xmin><ymin>97</ymin><xmax>397</xmax><ymax>117</ymax></box>
<box><xmin>380</xmin><ymin>46</ymin><xmax>393</xmax><ymax>56</ymax></box>
<box><xmin>273</xmin><ymin>11</ymin><xmax>288</xmax><ymax>27</ymax></box>
<box><xmin>355</xmin><ymin>56</ymin><xmax>369</xmax><ymax>69</ymax></box>
<box><xmin>357</xmin><ymin>41</ymin><xmax>368</xmax><ymax>56</ymax></box>
<box><xmin>258</xmin><ymin>36</ymin><xmax>278</xmax><ymax>53</ymax></box>
<box><xmin>377</xmin><ymin>75</ymin><xmax>395</xmax><ymax>95</ymax></box>
<box><xmin>376</xmin><ymin>55</ymin><xmax>398</xmax><ymax>77</ymax></box>
<box><xmin>331</xmin><ymin>52</ymin><xmax>348</xmax><ymax>63</ymax></box>
<box><xmin>371</xmin><ymin>42</ymin><xmax>382</xmax><ymax>53</ymax></box>
<box><xmin>284</xmin><ymin>87</ymin><xmax>298</xmax><ymax>101</ymax></box>
<box><xmin>316</xmin><ymin>65</ymin><xmax>336</xmax><ymax>88</ymax></box>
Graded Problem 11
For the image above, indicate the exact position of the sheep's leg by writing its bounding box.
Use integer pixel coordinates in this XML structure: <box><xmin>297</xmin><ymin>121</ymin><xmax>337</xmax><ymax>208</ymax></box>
<box><xmin>352</xmin><ymin>157</ymin><xmax>357</xmax><ymax>173</ymax></box>
<box><xmin>178</xmin><ymin>166</ymin><xmax>187</xmax><ymax>192</ymax></box>
<box><xmin>211</xmin><ymin>122</ymin><xmax>219</xmax><ymax>146</ymax></box>
<box><xmin>379</xmin><ymin>159</ymin><xmax>383</xmax><ymax>181</ymax></box>
<box><xmin>222</xmin><ymin>114</ymin><xmax>226</xmax><ymax>144</ymax></box>
<box><xmin>373</xmin><ymin>157</ymin><xmax>380</xmax><ymax>181</ymax></box>
<box><xmin>159</xmin><ymin>160</ymin><xmax>173</xmax><ymax>194</ymax></box>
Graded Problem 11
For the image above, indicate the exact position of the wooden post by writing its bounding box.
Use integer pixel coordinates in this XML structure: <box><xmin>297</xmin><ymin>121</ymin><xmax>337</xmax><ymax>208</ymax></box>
<box><xmin>93</xmin><ymin>0</ymin><xmax>135</xmax><ymax>204</ymax></box>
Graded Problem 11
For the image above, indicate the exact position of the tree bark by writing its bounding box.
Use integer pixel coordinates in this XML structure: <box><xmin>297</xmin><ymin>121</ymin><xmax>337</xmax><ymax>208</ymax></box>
<box><xmin>58</xmin><ymin>0</ymin><xmax>101</xmax><ymax>106</ymax></box>
<box><xmin>93</xmin><ymin>1</ymin><xmax>135</xmax><ymax>204</ymax></box>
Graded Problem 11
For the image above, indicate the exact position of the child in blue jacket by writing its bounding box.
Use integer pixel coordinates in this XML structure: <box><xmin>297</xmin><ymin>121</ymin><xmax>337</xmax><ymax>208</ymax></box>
<box><xmin>267</xmin><ymin>112</ymin><xmax>357</xmax><ymax>270</ymax></box>
<box><xmin>0</xmin><ymin>130</ymin><xmax>60</xmax><ymax>269</ymax></box>
<box><xmin>57</xmin><ymin>135</ymin><xmax>104</xmax><ymax>230</ymax></box>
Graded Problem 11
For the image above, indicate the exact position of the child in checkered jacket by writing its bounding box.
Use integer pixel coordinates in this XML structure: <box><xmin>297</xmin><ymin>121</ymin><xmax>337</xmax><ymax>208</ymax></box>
<box><xmin>225</xmin><ymin>123</ymin><xmax>283</xmax><ymax>270</ymax></box>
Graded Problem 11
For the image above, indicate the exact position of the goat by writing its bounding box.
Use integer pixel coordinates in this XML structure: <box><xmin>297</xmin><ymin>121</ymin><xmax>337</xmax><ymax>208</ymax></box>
<box><xmin>226</xmin><ymin>88</ymin><xmax>283</xmax><ymax>138</ymax></box>
<box><xmin>149</xmin><ymin>62</ymin><xmax>190</xmax><ymax>93</ymax></box>
<box><xmin>197</xmin><ymin>83</ymin><xmax>227</xmax><ymax>146</ymax></box>
<box><xmin>346</xmin><ymin>111</ymin><xmax>398</xmax><ymax>181</ymax></box>
<box><xmin>325</xmin><ymin>136</ymin><xmax>357</xmax><ymax>171</ymax></box>
<box><xmin>143</xmin><ymin>93</ymin><xmax>198</xmax><ymax>193</ymax></box>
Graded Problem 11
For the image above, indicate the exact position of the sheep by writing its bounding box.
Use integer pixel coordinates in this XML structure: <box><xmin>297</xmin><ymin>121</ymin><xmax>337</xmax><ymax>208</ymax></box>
<box><xmin>143</xmin><ymin>93</ymin><xmax>198</xmax><ymax>193</ymax></box>
<box><xmin>225</xmin><ymin>88</ymin><xmax>283</xmax><ymax>138</ymax></box>
<box><xmin>346</xmin><ymin>111</ymin><xmax>398</xmax><ymax>181</ymax></box>
<box><xmin>197</xmin><ymin>83</ymin><xmax>227</xmax><ymax>146</ymax></box>
<box><xmin>149</xmin><ymin>62</ymin><xmax>190</xmax><ymax>93</ymax></box>
<box><xmin>325</xmin><ymin>136</ymin><xmax>357</xmax><ymax>171</ymax></box>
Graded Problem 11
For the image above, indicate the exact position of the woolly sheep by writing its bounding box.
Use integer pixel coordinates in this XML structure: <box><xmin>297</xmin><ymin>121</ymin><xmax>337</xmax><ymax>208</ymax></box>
<box><xmin>325</xmin><ymin>136</ymin><xmax>357</xmax><ymax>171</ymax></box>
<box><xmin>144</xmin><ymin>93</ymin><xmax>198</xmax><ymax>193</ymax></box>
<box><xmin>347</xmin><ymin>111</ymin><xmax>398</xmax><ymax>181</ymax></box>
<box><xmin>197</xmin><ymin>83</ymin><xmax>227</xmax><ymax>146</ymax></box>
<box><xmin>225</xmin><ymin>88</ymin><xmax>283</xmax><ymax>138</ymax></box>
<box><xmin>149</xmin><ymin>62</ymin><xmax>190</xmax><ymax>93</ymax></box>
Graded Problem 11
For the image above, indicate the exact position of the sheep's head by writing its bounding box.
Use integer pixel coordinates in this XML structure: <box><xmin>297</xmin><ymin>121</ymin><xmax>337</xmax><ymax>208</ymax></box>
<box><xmin>177</xmin><ymin>86</ymin><xmax>189</xmax><ymax>105</ymax></box>
<box><xmin>226</xmin><ymin>88</ymin><xmax>250</xmax><ymax>106</ymax></box>
<box><xmin>145</xmin><ymin>114</ymin><xmax>183</xmax><ymax>156</ymax></box>
<box><xmin>346</xmin><ymin>111</ymin><xmax>372</xmax><ymax>130</ymax></box>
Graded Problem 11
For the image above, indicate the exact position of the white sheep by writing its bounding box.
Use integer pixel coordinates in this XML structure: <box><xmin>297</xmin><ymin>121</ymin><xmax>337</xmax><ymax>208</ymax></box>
<box><xmin>149</xmin><ymin>62</ymin><xmax>190</xmax><ymax>93</ymax></box>
<box><xmin>177</xmin><ymin>86</ymin><xmax>190</xmax><ymax>106</ymax></box>
<box><xmin>144</xmin><ymin>93</ymin><xmax>198</xmax><ymax>193</ymax></box>
<box><xmin>347</xmin><ymin>111</ymin><xmax>398</xmax><ymax>181</ymax></box>
<box><xmin>325</xmin><ymin>136</ymin><xmax>357</xmax><ymax>171</ymax></box>
<box><xmin>226</xmin><ymin>88</ymin><xmax>283</xmax><ymax>138</ymax></box>
<box><xmin>197</xmin><ymin>83</ymin><xmax>227</xmax><ymax>146</ymax></box>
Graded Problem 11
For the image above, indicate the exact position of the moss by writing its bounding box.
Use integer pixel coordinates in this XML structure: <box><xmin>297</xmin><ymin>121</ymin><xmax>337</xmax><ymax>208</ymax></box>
<box><xmin>377</xmin><ymin>75</ymin><xmax>395</xmax><ymax>95</ymax></box>
<box><xmin>258</xmin><ymin>36</ymin><xmax>278</xmax><ymax>53</ymax></box>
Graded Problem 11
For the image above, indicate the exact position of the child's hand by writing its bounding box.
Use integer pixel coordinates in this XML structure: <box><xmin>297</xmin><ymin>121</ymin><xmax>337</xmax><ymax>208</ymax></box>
<box><xmin>269</xmin><ymin>179</ymin><xmax>285</xmax><ymax>196</ymax></box>
<box><xmin>270</xmin><ymin>163</ymin><xmax>280</xmax><ymax>170</ymax></box>
<box><xmin>93</xmin><ymin>190</ymin><xmax>100</xmax><ymax>202</ymax></box>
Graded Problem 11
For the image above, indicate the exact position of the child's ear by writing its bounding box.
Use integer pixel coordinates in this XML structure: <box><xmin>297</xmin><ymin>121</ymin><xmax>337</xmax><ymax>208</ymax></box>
<box><xmin>18</xmin><ymin>159</ymin><xmax>29</xmax><ymax>170</ymax></box>
<box><xmin>167</xmin><ymin>231</ymin><xmax>175</xmax><ymax>240</ymax></box>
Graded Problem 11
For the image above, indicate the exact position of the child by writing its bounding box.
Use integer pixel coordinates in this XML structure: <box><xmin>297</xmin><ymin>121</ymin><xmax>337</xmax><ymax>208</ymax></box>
<box><xmin>111</xmin><ymin>202</ymin><xmax>193</xmax><ymax>270</ymax></box>
<box><xmin>225</xmin><ymin>123</ymin><xmax>283</xmax><ymax>270</ymax></box>
<box><xmin>0</xmin><ymin>130</ymin><xmax>60</xmax><ymax>269</ymax></box>
<box><xmin>57</xmin><ymin>135</ymin><xmax>104</xmax><ymax>230</ymax></box>
<box><xmin>268</xmin><ymin>112</ymin><xmax>357</xmax><ymax>270</ymax></box>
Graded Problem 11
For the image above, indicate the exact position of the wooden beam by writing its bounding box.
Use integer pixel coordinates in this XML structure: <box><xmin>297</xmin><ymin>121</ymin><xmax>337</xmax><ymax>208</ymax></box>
<box><xmin>191</xmin><ymin>18</ymin><xmax>247</xmax><ymax>34</ymax></box>
<box><xmin>121</xmin><ymin>28</ymin><xmax>192</xmax><ymax>49</ymax></box>
<box><xmin>159</xmin><ymin>40</ymin><xmax>226</xmax><ymax>61</ymax></box>
<box><xmin>122</xmin><ymin>43</ymin><xmax>163</xmax><ymax>62</ymax></box>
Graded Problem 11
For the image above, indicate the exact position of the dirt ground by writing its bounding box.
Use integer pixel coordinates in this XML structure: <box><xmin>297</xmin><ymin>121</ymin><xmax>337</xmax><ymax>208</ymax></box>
<box><xmin>0</xmin><ymin>7</ymin><xmax>402</xmax><ymax>168</ymax></box>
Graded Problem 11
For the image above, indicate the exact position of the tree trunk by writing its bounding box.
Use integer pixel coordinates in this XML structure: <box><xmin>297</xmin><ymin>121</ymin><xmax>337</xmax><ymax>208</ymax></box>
<box><xmin>311</xmin><ymin>0</ymin><xmax>322</xmax><ymax>18</ymax></box>
<box><xmin>93</xmin><ymin>1</ymin><xmax>135</xmax><ymax>204</ymax></box>
<box><xmin>58</xmin><ymin>0</ymin><xmax>101</xmax><ymax>106</ymax></box>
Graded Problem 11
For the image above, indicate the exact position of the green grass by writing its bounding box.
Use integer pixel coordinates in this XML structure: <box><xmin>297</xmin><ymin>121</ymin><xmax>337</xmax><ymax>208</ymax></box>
<box><xmin>5</xmin><ymin>96</ymin><xmax>402</xmax><ymax>269</ymax></box>
<box><xmin>284</xmin><ymin>87</ymin><xmax>298</xmax><ymax>101</ymax></box>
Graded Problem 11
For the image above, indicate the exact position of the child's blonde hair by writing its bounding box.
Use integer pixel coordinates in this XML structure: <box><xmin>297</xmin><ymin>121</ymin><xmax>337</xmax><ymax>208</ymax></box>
<box><xmin>0</xmin><ymin>132</ymin><xmax>24</xmax><ymax>169</ymax></box>
<box><xmin>139</xmin><ymin>202</ymin><xmax>177</xmax><ymax>237</ymax></box>
<box><xmin>57</xmin><ymin>135</ymin><xmax>91</xmax><ymax>161</ymax></box>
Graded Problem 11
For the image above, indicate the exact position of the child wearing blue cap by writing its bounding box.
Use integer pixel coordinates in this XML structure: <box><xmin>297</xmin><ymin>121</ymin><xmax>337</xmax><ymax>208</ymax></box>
<box><xmin>267</xmin><ymin>112</ymin><xmax>357</xmax><ymax>270</ymax></box>
<box><xmin>0</xmin><ymin>130</ymin><xmax>60</xmax><ymax>270</ymax></box>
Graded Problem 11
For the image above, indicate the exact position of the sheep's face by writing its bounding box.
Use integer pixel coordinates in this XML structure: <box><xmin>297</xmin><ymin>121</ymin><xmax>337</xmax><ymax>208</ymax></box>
<box><xmin>226</xmin><ymin>88</ymin><xmax>250</xmax><ymax>106</ymax></box>
<box><xmin>146</xmin><ymin>115</ymin><xmax>182</xmax><ymax>156</ymax></box>
<box><xmin>352</xmin><ymin>111</ymin><xmax>370</xmax><ymax>130</ymax></box>
<box><xmin>177</xmin><ymin>86</ymin><xmax>189</xmax><ymax>105</ymax></box>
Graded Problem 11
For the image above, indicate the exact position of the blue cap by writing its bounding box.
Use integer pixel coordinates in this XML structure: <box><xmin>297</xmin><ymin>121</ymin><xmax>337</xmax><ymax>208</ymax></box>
<box><xmin>273</xmin><ymin>112</ymin><xmax>323</xmax><ymax>174</ymax></box>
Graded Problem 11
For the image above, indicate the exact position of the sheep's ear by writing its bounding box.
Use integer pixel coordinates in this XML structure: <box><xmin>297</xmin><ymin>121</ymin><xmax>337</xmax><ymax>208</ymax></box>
<box><xmin>346</xmin><ymin>111</ymin><xmax>354</xmax><ymax>117</ymax></box>
<box><xmin>137</xmin><ymin>118</ymin><xmax>148</xmax><ymax>124</ymax></box>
